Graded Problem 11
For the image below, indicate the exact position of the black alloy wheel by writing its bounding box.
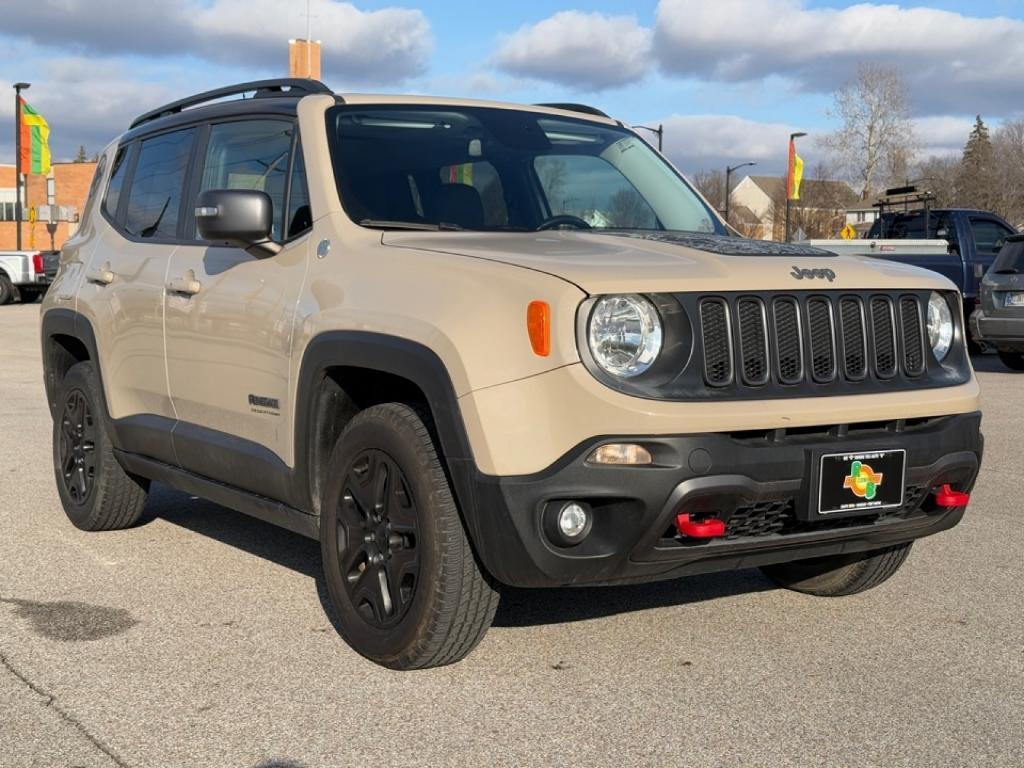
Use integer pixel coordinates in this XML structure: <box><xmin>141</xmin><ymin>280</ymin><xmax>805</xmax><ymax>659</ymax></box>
<box><xmin>335</xmin><ymin>449</ymin><xmax>420</xmax><ymax>628</ymax></box>
<box><xmin>58</xmin><ymin>388</ymin><xmax>98</xmax><ymax>505</ymax></box>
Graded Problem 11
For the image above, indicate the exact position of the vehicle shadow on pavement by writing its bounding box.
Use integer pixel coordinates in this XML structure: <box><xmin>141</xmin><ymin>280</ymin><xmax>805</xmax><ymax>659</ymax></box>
<box><xmin>146</xmin><ymin>485</ymin><xmax>774</xmax><ymax>630</ymax></box>
<box><xmin>971</xmin><ymin>352</ymin><xmax>1019</xmax><ymax>374</ymax></box>
<box><xmin>492</xmin><ymin>570</ymin><xmax>773</xmax><ymax>627</ymax></box>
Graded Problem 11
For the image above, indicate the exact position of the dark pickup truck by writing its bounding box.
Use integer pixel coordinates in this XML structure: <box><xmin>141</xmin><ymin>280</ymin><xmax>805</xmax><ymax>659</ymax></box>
<box><xmin>865</xmin><ymin>208</ymin><xmax>1016</xmax><ymax>309</ymax></box>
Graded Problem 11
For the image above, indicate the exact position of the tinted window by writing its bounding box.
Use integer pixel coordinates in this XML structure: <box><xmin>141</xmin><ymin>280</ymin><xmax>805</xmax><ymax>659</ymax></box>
<box><xmin>286</xmin><ymin>141</ymin><xmax>312</xmax><ymax>238</ymax></box>
<box><xmin>124</xmin><ymin>129</ymin><xmax>194</xmax><ymax>239</ymax></box>
<box><xmin>969</xmin><ymin>218</ymin><xmax>1013</xmax><ymax>254</ymax></box>
<box><xmin>535</xmin><ymin>155</ymin><xmax>657</xmax><ymax>229</ymax></box>
<box><xmin>993</xmin><ymin>238</ymin><xmax>1024</xmax><ymax>273</ymax></box>
<box><xmin>85</xmin><ymin>154</ymin><xmax>108</xmax><ymax>216</ymax></box>
<box><xmin>103</xmin><ymin>146</ymin><xmax>131</xmax><ymax>221</ymax></box>
<box><xmin>198</xmin><ymin>120</ymin><xmax>293</xmax><ymax>241</ymax></box>
<box><xmin>870</xmin><ymin>211</ymin><xmax>951</xmax><ymax>240</ymax></box>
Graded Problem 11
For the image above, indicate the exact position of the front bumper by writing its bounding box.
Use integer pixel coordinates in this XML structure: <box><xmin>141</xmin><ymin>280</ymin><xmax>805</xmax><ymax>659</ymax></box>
<box><xmin>464</xmin><ymin>412</ymin><xmax>982</xmax><ymax>587</ymax></box>
<box><xmin>971</xmin><ymin>309</ymin><xmax>1024</xmax><ymax>349</ymax></box>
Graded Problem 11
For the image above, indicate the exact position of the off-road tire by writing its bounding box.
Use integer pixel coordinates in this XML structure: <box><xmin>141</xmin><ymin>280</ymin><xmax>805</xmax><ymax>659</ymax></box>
<box><xmin>320</xmin><ymin>403</ymin><xmax>499</xmax><ymax>670</ymax></box>
<box><xmin>0</xmin><ymin>273</ymin><xmax>14</xmax><ymax>305</ymax></box>
<box><xmin>53</xmin><ymin>361</ymin><xmax>148</xmax><ymax>531</ymax></box>
<box><xmin>760</xmin><ymin>543</ymin><xmax>912</xmax><ymax>596</ymax></box>
<box><xmin>998</xmin><ymin>350</ymin><xmax>1024</xmax><ymax>371</ymax></box>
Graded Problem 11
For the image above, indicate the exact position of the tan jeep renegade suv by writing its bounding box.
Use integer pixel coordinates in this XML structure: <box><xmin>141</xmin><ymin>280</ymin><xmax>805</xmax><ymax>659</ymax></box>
<box><xmin>42</xmin><ymin>79</ymin><xmax>982</xmax><ymax>669</ymax></box>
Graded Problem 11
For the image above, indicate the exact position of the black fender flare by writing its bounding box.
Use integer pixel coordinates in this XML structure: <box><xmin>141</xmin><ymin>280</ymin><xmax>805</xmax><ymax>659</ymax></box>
<box><xmin>292</xmin><ymin>331</ymin><xmax>482</xmax><ymax>532</ymax></box>
<box><xmin>40</xmin><ymin>308</ymin><xmax>108</xmax><ymax>421</ymax></box>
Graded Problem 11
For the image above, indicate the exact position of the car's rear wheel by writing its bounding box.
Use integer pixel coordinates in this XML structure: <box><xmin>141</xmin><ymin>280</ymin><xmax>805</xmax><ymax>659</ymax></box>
<box><xmin>320</xmin><ymin>403</ymin><xmax>499</xmax><ymax>670</ymax></box>
<box><xmin>760</xmin><ymin>543</ymin><xmax>912</xmax><ymax>596</ymax></box>
<box><xmin>0</xmin><ymin>273</ymin><xmax>14</xmax><ymax>305</ymax></box>
<box><xmin>998</xmin><ymin>350</ymin><xmax>1024</xmax><ymax>371</ymax></box>
<box><xmin>53</xmin><ymin>362</ymin><xmax>149</xmax><ymax>531</ymax></box>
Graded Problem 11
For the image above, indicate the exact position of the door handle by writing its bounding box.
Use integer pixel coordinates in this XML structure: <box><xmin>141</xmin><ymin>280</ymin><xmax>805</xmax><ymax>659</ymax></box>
<box><xmin>85</xmin><ymin>261</ymin><xmax>114</xmax><ymax>286</ymax></box>
<box><xmin>166</xmin><ymin>269</ymin><xmax>202</xmax><ymax>296</ymax></box>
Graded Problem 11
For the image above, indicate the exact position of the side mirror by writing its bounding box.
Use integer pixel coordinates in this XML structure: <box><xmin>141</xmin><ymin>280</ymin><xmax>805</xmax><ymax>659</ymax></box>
<box><xmin>195</xmin><ymin>189</ymin><xmax>281</xmax><ymax>258</ymax></box>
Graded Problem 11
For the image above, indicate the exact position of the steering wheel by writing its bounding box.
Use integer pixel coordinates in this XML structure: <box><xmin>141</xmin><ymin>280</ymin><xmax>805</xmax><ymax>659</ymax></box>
<box><xmin>536</xmin><ymin>214</ymin><xmax>592</xmax><ymax>231</ymax></box>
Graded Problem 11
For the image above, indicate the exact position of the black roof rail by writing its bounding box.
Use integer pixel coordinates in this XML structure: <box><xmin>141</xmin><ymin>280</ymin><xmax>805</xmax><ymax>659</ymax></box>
<box><xmin>535</xmin><ymin>102</ymin><xmax>610</xmax><ymax>118</ymax></box>
<box><xmin>130</xmin><ymin>78</ymin><xmax>333</xmax><ymax>129</ymax></box>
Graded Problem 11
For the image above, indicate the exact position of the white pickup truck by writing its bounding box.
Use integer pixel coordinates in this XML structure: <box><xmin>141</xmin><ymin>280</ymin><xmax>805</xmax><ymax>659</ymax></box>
<box><xmin>0</xmin><ymin>250</ymin><xmax>57</xmax><ymax>305</ymax></box>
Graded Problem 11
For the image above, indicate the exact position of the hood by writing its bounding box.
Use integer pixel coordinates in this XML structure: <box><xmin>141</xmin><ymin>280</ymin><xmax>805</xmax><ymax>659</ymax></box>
<box><xmin>382</xmin><ymin>230</ymin><xmax>955</xmax><ymax>294</ymax></box>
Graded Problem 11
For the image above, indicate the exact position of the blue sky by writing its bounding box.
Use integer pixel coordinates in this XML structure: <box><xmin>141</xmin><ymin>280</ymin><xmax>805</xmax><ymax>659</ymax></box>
<box><xmin>2</xmin><ymin>0</ymin><xmax>1023</xmax><ymax>178</ymax></box>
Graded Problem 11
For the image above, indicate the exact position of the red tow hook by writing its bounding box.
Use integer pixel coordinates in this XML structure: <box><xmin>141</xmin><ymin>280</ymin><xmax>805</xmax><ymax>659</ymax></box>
<box><xmin>934</xmin><ymin>484</ymin><xmax>970</xmax><ymax>508</ymax></box>
<box><xmin>675</xmin><ymin>513</ymin><xmax>726</xmax><ymax>539</ymax></box>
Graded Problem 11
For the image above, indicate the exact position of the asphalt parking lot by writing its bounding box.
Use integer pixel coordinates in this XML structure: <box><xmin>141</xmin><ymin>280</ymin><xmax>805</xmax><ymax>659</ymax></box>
<box><xmin>1</xmin><ymin>301</ymin><xmax>1022</xmax><ymax>768</ymax></box>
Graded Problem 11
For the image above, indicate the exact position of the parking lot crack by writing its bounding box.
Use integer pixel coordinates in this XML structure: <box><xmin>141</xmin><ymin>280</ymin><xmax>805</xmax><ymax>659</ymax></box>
<box><xmin>0</xmin><ymin>648</ymin><xmax>129</xmax><ymax>768</ymax></box>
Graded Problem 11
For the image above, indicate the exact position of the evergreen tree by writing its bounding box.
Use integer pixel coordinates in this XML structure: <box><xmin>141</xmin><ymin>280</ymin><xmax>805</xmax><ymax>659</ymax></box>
<box><xmin>956</xmin><ymin>116</ymin><xmax>994</xmax><ymax>210</ymax></box>
<box><xmin>74</xmin><ymin>145</ymin><xmax>88</xmax><ymax>163</ymax></box>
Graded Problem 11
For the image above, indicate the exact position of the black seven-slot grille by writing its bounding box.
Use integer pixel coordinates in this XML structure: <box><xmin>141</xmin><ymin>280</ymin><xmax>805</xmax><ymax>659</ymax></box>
<box><xmin>697</xmin><ymin>291</ymin><xmax>928</xmax><ymax>390</ymax></box>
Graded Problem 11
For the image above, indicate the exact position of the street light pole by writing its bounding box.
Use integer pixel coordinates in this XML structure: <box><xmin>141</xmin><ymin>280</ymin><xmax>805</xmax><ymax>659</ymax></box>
<box><xmin>785</xmin><ymin>131</ymin><xmax>807</xmax><ymax>243</ymax></box>
<box><xmin>634</xmin><ymin>123</ymin><xmax>663</xmax><ymax>152</ymax></box>
<box><xmin>724</xmin><ymin>161</ymin><xmax>757</xmax><ymax>227</ymax></box>
<box><xmin>13</xmin><ymin>82</ymin><xmax>30</xmax><ymax>251</ymax></box>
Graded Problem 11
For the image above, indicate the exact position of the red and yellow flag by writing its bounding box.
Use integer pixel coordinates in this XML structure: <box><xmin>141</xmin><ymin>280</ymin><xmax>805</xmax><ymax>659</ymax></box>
<box><xmin>19</xmin><ymin>98</ymin><xmax>51</xmax><ymax>175</ymax></box>
<box><xmin>786</xmin><ymin>137</ymin><xmax>804</xmax><ymax>201</ymax></box>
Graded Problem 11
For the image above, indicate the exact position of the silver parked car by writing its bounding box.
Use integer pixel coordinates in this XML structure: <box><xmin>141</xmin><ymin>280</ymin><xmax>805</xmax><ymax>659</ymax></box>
<box><xmin>971</xmin><ymin>233</ymin><xmax>1024</xmax><ymax>370</ymax></box>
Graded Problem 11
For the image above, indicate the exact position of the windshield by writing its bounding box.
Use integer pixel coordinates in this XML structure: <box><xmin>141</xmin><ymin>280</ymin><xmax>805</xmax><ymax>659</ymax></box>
<box><xmin>325</xmin><ymin>105</ymin><xmax>724</xmax><ymax>235</ymax></box>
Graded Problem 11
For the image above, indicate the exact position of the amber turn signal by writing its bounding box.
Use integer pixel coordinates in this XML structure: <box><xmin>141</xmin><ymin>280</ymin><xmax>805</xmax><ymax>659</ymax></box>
<box><xmin>527</xmin><ymin>301</ymin><xmax>551</xmax><ymax>357</ymax></box>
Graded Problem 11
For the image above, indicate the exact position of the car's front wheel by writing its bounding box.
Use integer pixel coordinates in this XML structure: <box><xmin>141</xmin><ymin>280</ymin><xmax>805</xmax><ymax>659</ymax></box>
<box><xmin>320</xmin><ymin>403</ymin><xmax>499</xmax><ymax>669</ymax></box>
<box><xmin>998</xmin><ymin>350</ymin><xmax>1024</xmax><ymax>371</ymax></box>
<box><xmin>760</xmin><ymin>543</ymin><xmax>912</xmax><ymax>596</ymax></box>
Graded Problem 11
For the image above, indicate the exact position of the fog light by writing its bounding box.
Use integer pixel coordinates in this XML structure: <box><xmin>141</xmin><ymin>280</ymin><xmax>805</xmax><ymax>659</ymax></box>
<box><xmin>558</xmin><ymin>502</ymin><xmax>590</xmax><ymax>539</ymax></box>
<box><xmin>587</xmin><ymin>443</ymin><xmax>653</xmax><ymax>465</ymax></box>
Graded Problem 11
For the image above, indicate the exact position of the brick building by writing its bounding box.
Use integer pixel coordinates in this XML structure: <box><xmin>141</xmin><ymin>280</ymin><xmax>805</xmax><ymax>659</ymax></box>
<box><xmin>0</xmin><ymin>160</ymin><xmax>98</xmax><ymax>251</ymax></box>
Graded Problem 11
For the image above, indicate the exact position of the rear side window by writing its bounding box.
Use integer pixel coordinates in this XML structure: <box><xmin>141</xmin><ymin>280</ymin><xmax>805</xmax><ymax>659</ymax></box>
<box><xmin>286</xmin><ymin>141</ymin><xmax>312</xmax><ymax>238</ymax></box>
<box><xmin>969</xmin><ymin>218</ymin><xmax>1013</xmax><ymax>255</ymax></box>
<box><xmin>124</xmin><ymin>128</ymin><xmax>195</xmax><ymax>239</ymax></box>
<box><xmin>103</xmin><ymin>146</ymin><xmax>131</xmax><ymax>221</ymax></box>
<box><xmin>197</xmin><ymin>120</ymin><xmax>293</xmax><ymax>241</ymax></box>
<box><xmin>84</xmin><ymin>154</ymin><xmax>108</xmax><ymax>217</ymax></box>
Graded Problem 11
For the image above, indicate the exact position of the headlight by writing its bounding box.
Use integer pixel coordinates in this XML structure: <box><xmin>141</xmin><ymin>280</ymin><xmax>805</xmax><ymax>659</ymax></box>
<box><xmin>927</xmin><ymin>291</ymin><xmax>954</xmax><ymax>361</ymax></box>
<box><xmin>587</xmin><ymin>294</ymin><xmax>663</xmax><ymax>377</ymax></box>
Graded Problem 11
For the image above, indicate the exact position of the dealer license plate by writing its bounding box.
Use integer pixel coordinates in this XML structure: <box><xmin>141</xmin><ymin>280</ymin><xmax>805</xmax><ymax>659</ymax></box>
<box><xmin>818</xmin><ymin>449</ymin><xmax>906</xmax><ymax>515</ymax></box>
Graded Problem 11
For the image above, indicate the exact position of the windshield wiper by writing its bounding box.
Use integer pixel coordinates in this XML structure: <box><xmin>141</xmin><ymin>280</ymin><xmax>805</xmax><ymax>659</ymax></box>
<box><xmin>359</xmin><ymin>219</ymin><xmax>463</xmax><ymax>231</ymax></box>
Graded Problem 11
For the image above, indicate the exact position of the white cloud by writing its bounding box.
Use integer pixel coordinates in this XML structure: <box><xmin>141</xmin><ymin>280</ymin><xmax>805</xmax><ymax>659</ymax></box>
<box><xmin>1</xmin><ymin>0</ymin><xmax>433</xmax><ymax>86</ymax></box>
<box><xmin>193</xmin><ymin>0</ymin><xmax>433</xmax><ymax>85</ymax></box>
<box><xmin>912</xmin><ymin>116</ymin><xmax>974</xmax><ymax>157</ymax></box>
<box><xmin>654</xmin><ymin>0</ymin><xmax>1024</xmax><ymax>115</ymax></box>
<box><xmin>493</xmin><ymin>12</ymin><xmax>652</xmax><ymax>91</ymax></box>
<box><xmin>654</xmin><ymin>114</ymin><xmax>814</xmax><ymax>175</ymax></box>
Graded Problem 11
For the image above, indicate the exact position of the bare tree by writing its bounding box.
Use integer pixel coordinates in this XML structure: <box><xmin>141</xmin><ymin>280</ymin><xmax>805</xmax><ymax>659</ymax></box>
<box><xmin>992</xmin><ymin>119</ymin><xmax>1024</xmax><ymax>227</ymax></box>
<box><xmin>821</xmin><ymin>63</ymin><xmax>917</xmax><ymax>200</ymax></box>
<box><xmin>913</xmin><ymin>154</ymin><xmax>960</xmax><ymax>208</ymax></box>
<box><xmin>691</xmin><ymin>169</ymin><xmax>726</xmax><ymax>214</ymax></box>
